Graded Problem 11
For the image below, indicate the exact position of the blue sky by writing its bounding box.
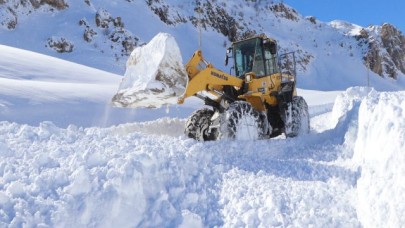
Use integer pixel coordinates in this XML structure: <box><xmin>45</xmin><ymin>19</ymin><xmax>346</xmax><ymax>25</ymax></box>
<box><xmin>283</xmin><ymin>0</ymin><xmax>405</xmax><ymax>33</ymax></box>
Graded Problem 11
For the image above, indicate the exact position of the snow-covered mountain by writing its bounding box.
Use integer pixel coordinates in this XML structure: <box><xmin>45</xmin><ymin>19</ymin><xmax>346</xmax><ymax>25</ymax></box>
<box><xmin>1</xmin><ymin>0</ymin><xmax>405</xmax><ymax>90</ymax></box>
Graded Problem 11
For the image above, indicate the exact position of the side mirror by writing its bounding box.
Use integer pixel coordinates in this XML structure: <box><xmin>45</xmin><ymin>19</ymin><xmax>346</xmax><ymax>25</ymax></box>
<box><xmin>225</xmin><ymin>47</ymin><xmax>232</xmax><ymax>66</ymax></box>
<box><xmin>264</xmin><ymin>39</ymin><xmax>277</xmax><ymax>55</ymax></box>
<box><xmin>269</xmin><ymin>43</ymin><xmax>277</xmax><ymax>55</ymax></box>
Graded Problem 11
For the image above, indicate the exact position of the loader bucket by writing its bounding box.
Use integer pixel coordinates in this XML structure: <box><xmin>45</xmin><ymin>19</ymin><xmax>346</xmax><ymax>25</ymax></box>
<box><xmin>111</xmin><ymin>33</ymin><xmax>187</xmax><ymax>108</ymax></box>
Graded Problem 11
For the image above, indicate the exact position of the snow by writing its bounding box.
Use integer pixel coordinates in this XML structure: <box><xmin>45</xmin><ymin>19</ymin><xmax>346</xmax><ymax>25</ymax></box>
<box><xmin>0</xmin><ymin>39</ymin><xmax>405</xmax><ymax>226</ymax></box>
<box><xmin>354</xmin><ymin>90</ymin><xmax>405</xmax><ymax>227</ymax></box>
<box><xmin>0</xmin><ymin>44</ymin><xmax>196</xmax><ymax>127</ymax></box>
<box><xmin>329</xmin><ymin>20</ymin><xmax>364</xmax><ymax>36</ymax></box>
<box><xmin>221</xmin><ymin>169</ymin><xmax>359</xmax><ymax>227</ymax></box>
<box><xmin>1</xmin><ymin>85</ymin><xmax>404</xmax><ymax>226</ymax></box>
<box><xmin>179</xmin><ymin>210</ymin><xmax>204</xmax><ymax>228</ymax></box>
<box><xmin>112</xmin><ymin>33</ymin><xmax>187</xmax><ymax>108</ymax></box>
<box><xmin>0</xmin><ymin>44</ymin><xmax>121</xmax><ymax>103</ymax></box>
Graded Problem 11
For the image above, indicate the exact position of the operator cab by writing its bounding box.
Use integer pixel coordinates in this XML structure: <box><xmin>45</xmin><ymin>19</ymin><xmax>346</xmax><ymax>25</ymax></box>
<box><xmin>230</xmin><ymin>36</ymin><xmax>279</xmax><ymax>78</ymax></box>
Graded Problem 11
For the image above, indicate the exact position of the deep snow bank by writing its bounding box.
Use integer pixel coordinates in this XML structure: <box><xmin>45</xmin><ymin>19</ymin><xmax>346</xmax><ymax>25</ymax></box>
<box><xmin>0</xmin><ymin>120</ymin><xmax>220</xmax><ymax>227</ymax></box>
<box><xmin>331</xmin><ymin>87</ymin><xmax>405</xmax><ymax>227</ymax></box>
<box><xmin>112</xmin><ymin>33</ymin><xmax>187</xmax><ymax>108</ymax></box>
<box><xmin>353</xmin><ymin>90</ymin><xmax>405</xmax><ymax>227</ymax></box>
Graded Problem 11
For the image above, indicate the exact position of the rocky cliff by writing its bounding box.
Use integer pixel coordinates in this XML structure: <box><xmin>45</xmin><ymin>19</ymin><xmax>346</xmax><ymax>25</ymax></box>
<box><xmin>353</xmin><ymin>24</ymin><xmax>405</xmax><ymax>79</ymax></box>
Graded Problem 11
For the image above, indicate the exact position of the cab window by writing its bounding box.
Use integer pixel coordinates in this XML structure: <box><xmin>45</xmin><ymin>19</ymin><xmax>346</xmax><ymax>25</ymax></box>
<box><xmin>234</xmin><ymin>39</ymin><xmax>256</xmax><ymax>78</ymax></box>
<box><xmin>264</xmin><ymin>42</ymin><xmax>279</xmax><ymax>75</ymax></box>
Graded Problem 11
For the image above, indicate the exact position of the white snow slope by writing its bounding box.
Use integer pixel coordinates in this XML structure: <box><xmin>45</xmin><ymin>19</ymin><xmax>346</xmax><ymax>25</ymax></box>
<box><xmin>1</xmin><ymin>46</ymin><xmax>405</xmax><ymax>227</ymax></box>
<box><xmin>0</xmin><ymin>45</ymin><xmax>196</xmax><ymax>127</ymax></box>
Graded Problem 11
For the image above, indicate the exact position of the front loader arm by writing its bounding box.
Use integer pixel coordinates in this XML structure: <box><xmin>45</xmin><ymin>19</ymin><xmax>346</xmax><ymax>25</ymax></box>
<box><xmin>178</xmin><ymin>50</ymin><xmax>243</xmax><ymax>104</ymax></box>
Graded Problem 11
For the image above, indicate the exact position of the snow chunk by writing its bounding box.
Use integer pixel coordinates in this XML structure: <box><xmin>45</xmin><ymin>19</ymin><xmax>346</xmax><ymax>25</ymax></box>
<box><xmin>7</xmin><ymin>181</ymin><xmax>25</xmax><ymax>197</ymax></box>
<box><xmin>65</xmin><ymin>167</ymin><xmax>91</xmax><ymax>196</ymax></box>
<box><xmin>112</xmin><ymin>33</ymin><xmax>187</xmax><ymax>108</ymax></box>
<box><xmin>179</xmin><ymin>210</ymin><xmax>203</xmax><ymax>228</ymax></box>
<box><xmin>0</xmin><ymin>191</ymin><xmax>10</xmax><ymax>205</ymax></box>
<box><xmin>33</xmin><ymin>153</ymin><xmax>59</xmax><ymax>170</ymax></box>
<box><xmin>331</xmin><ymin>87</ymin><xmax>371</xmax><ymax>127</ymax></box>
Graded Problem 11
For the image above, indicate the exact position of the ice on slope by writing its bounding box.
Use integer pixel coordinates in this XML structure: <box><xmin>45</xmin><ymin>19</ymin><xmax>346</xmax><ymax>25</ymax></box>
<box><xmin>112</xmin><ymin>33</ymin><xmax>187</xmax><ymax>108</ymax></box>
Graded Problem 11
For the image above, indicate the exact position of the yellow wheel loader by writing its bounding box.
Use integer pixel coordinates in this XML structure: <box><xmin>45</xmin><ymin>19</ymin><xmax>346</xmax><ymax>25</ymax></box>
<box><xmin>178</xmin><ymin>35</ymin><xmax>310</xmax><ymax>141</ymax></box>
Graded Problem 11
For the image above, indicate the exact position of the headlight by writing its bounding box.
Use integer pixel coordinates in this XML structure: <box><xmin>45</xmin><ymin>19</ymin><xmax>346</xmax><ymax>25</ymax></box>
<box><xmin>246</xmin><ymin>74</ymin><xmax>252</xmax><ymax>83</ymax></box>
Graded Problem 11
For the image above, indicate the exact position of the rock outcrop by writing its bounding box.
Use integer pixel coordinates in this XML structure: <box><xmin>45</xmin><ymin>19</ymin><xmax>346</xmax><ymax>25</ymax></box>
<box><xmin>381</xmin><ymin>24</ymin><xmax>405</xmax><ymax>76</ymax></box>
<box><xmin>30</xmin><ymin>0</ymin><xmax>68</xmax><ymax>10</ymax></box>
<box><xmin>46</xmin><ymin>37</ymin><xmax>74</xmax><ymax>53</ymax></box>
<box><xmin>0</xmin><ymin>0</ymin><xmax>68</xmax><ymax>30</ymax></box>
<box><xmin>93</xmin><ymin>9</ymin><xmax>139</xmax><ymax>56</ymax></box>
<box><xmin>360</xmin><ymin>24</ymin><xmax>405</xmax><ymax>79</ymax></box>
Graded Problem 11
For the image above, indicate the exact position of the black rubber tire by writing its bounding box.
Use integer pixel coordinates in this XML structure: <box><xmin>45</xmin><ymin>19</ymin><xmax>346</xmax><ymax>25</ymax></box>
<box><xmin>185</xmin><ymin>108</ymin><xmax>215</xmax><ymax>141</ymax></box>
<box><xmin>220</xmin><ymin>101</ymin><xmax>266</xmax><ymax>140</ymax></box>
<box><xmin>284</xmin><ymin>96</ymin><xmax>310</xmax><ymax>137</ymax></box>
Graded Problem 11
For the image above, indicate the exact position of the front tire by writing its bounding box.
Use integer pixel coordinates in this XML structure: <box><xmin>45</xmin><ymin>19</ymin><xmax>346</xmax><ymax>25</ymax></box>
<box><xmin>220</xmin><ymin>101</ymin><xmax>267</xmax><ymax>140</ymax></box>
<box><xmin>185</xmin><ymin>108</ymin><xmax>215</xmax><ymax>141</ymax></box>
<box><xmin>284</xmin><ymin>96</ymin><xmax>310</xmax><ymax>137</ymax></box>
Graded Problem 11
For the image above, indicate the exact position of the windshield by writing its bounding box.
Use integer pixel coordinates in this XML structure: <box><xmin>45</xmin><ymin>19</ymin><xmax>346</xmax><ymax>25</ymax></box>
<box><xmin>233</xmin><ymin>38</ymin><xmax>277</xmax><ymax>78</ymax></box>
<box><xmin>234</xmin><ymin>38</ymin><xmax>260</xmax><ymax>77</ymax></box>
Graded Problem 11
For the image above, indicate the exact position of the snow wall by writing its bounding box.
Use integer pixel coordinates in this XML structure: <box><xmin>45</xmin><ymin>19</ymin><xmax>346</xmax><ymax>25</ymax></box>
<box><xmin>112</xmin><ymin>33</ymin><xmax>187</xmax><ymax>108</ymax></box>
<box><xmin>352</xmin><ymin>90</ymin><xmax>405</xmax><ymax>227</ymax></box>
<box><xmin>331</xmin><ymin>87</ymin><xmax>405</xmax><ymax>227</ymax></box>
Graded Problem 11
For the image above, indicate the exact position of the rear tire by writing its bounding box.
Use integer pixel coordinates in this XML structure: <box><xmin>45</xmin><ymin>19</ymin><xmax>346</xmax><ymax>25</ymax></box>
<box><xmin>185</xmin><ymin>108</ymin><xmax>215</xmax><ymax>141</ymax></box>
<box><xmin>284</xmin><ymin>96</ymin><xmax>310</xmax><ymax>137</ymax></box>
<box><xmin>220</xmin><ymin>101</ymin><xmax>267</xmax><ymax>140</ymax></box>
